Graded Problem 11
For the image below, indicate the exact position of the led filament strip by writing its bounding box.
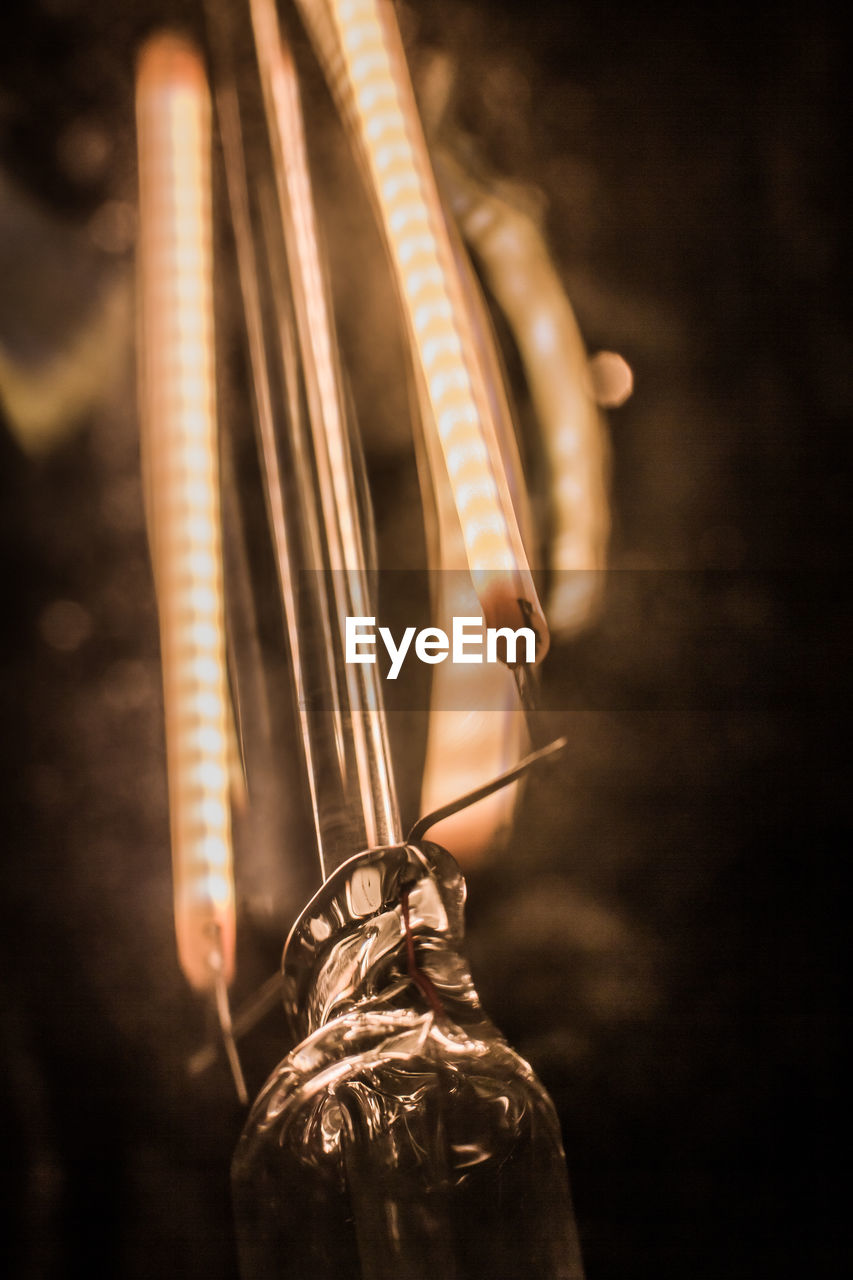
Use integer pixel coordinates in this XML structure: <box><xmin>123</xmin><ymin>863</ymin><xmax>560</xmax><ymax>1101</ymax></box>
<box><xmin>136</xmin><ymin>35</ymin><xmax>236</xmax><ymax>993</ymax></box>
<box><xmin>295</xmin><ymin>0</ymin><xmax>549</xmax><ymax>662</ymax></box>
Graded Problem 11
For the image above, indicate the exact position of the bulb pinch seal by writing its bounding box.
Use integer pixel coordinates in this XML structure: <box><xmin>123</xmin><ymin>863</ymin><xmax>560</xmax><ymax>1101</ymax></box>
<box><xmin>280</xmin><ymin>841</ymin><xmax>479</xmax><ymax>1042</ymax></box>
<box><xmin>234</xmin><ymin>837</ymin><xmax>588</xmax><ymax>1280</ymax></box>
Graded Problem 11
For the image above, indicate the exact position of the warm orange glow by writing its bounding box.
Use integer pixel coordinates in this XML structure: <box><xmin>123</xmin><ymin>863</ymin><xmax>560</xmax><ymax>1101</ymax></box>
<box><xmin>588</xmin><ymin>349</ymin><xmax>634</xmax><ymax>409</ymax></box>
<box><xmin>438</xmin><ymin>155</ymin><xmax>611</xmax><ymax>637</ymax></box>
<box><xmin>420</xmin><ymin>713</ymin><xmax>522</xmax><ymax>858</ymax></box>
<box><xmin>419</xmin><ymin>629</ymin><xmax>524</xmax><ymax>863</ymax></box>
<box><xmin>412</xmin><ymin>357</ymin><xmax>526</xmax><ymax>862</ymax></box>
<box><xmin>136</xmin><ymin>33</ymin><xmax>235</xmax><ymax>991</ymax></box>
<box><xmin>295</xmin><ymin>0</ymin><xmax>549</xmax><ymax>662</ymax></box>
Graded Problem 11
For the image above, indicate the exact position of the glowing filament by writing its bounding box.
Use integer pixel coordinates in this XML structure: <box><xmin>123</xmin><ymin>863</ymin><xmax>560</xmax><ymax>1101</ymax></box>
<box><xmin>296</xmin><ymin>0</ymin><xmax>548</xmax><ymax>660</ymax></box>
<box><xmin>136</xmin><ymin>33</ymin><xmax>235</xmax><ymax>991</ymax></box>
<box><xmin>436</xmin><ymin>148</ymin><xmax>611</xmax><ymax>637</ymax></box>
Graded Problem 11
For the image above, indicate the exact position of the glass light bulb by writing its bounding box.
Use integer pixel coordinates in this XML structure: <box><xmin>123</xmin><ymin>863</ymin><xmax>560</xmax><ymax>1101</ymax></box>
<box><xmin>233</xmin><ymin>843</ymin><xmax>585</xmax><ymax>1279</ymax></box>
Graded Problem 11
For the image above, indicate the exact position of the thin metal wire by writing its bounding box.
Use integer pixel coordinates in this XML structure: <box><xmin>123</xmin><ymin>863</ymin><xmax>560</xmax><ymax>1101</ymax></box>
<box><xmin>188</xmin><ymin>737</ymin><xmax>568</xmax><ymax>1077</ymax></box>
<box><xmin>407</xmin><ymin>735</ymin><xmax>567</xmax><ymax>845</ymax></box>
<box><xmin>245</xmin><ymin>0</ymin><xmax>401</xmax><ymax>853</ymax></box>
<box><xmin>207</xmin><ymin>0</ymin><xmax>403</xmax><ymax>880</ymax></box>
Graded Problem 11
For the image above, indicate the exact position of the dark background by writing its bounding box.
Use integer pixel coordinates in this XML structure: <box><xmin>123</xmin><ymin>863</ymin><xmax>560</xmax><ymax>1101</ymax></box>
<box><xmin>0</xmin><ymin>1</ymin><xmax>846</xmax><ymax>1277</ymax></box>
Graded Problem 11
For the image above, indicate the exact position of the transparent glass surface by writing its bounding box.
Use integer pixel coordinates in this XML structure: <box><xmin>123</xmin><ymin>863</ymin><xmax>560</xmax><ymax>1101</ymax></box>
<box><xmin>233</xmin><ymin>842</ymin><xmax>585</xmax><ymax>1279</ymax></box>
